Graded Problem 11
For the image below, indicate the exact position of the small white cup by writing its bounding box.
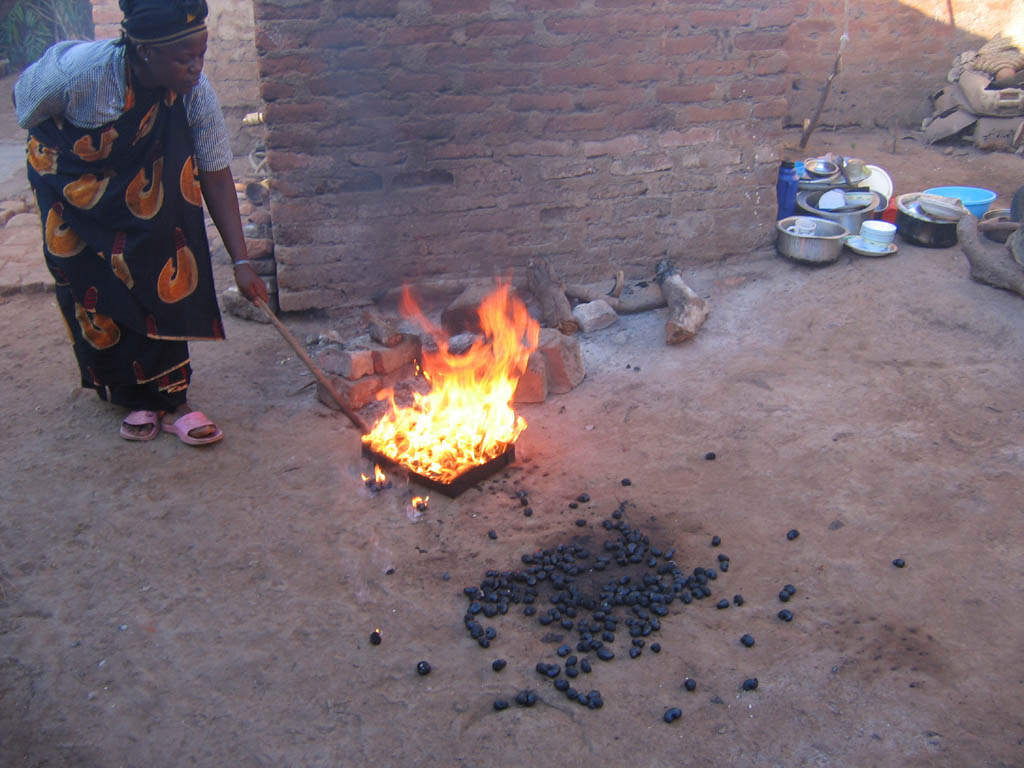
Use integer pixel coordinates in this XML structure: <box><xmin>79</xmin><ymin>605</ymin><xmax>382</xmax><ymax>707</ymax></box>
<box><xmin>790</xmin><ymin>217</ymin><xmax>817</xmax><ymax>236</ymax></box>
<box><xmin>860</xmin><ymin>220</ymin><xmax>896</xmax><ymax>249</ymax></box>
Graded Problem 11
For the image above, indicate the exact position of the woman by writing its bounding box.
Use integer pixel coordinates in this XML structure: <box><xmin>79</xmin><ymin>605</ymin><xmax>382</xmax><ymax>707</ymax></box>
<box><xmin>14</xmin><ymin>0</ymin><xmax>267</xmax><ymax>445</ymax></box>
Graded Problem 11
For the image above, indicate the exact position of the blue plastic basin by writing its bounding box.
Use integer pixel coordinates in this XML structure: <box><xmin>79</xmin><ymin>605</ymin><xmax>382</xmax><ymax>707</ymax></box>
<box><xmin>923</xmin><ymin>186</ymin><xmax>997</xmax><ymax>217</ymax></box>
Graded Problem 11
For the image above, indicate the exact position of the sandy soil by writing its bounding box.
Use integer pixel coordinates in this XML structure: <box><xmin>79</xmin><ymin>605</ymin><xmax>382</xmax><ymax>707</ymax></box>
<box><xmin>2</xmin><ymin>129</ymin><xmax>1024</xmax><ymax>767</ymax></box>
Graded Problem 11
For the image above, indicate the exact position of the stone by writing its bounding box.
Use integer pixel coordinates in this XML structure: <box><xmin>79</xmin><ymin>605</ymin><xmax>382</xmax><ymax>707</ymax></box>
<box><xmin>314</xmin><ymin>340</ymin><xmax>375</xmax><ymax>380</ymax></box>
<box><xmin>571</xmin><ymin>299</ymin><xmax>618</xmax><ymax>332</ymax></box>
<box><xmin>219</xmin><ymin>285</ymin><xmax>273</xmax><ymax>324</ymax></box>
<box><xmin>514</xmin><ymin>350</ymin><xmax>548</xmax><ymax>403</ymax></box>
<box><xmin>537</xmin><ymin>327</ymin><xmax>585</xmax><ymax>394</ymax></box>
<box><xmin>317</xmin><ymin>373</ymin><xmax>382</xmax><ymax>411</ymax></box>
<box><xmin>373</xmin><ymin>334</ymin><xmax>421</xmax><ymax>374</ymax></box>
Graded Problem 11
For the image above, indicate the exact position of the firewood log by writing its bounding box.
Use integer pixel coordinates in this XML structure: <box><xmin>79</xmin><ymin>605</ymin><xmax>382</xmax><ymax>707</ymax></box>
<box><xmin>956</xmin><ymin>215</ymin><xmax>1024</xmax><ymax>298</ymax></box>
<box><xmin>655</xmin><ymin>259</ymin><xmax>710</xmax><ymax>344</ymax></box>
<box><xmin>565</xmin><ymin>280</ymin><xmax>666</xmax><ymax>314</ymax></box>
<box><xmin>527</xmin><ymin>258</ymin><xmax>579</xmax><ymax>334</ymax></box>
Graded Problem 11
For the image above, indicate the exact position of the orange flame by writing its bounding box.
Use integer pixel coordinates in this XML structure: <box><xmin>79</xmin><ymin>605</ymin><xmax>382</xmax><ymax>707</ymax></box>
<box><xmin>362</xmin><ymin>283</ymin><xmax>539</xmax><ymax>483</ymax></box>
<box><xmin>411</xmin><ymin>496</ymin><xmax>429</xmax><ymax>511</ymax></box>
<box><xmin>360</xmin><ymin>464</ymin><xmax>387</xmax><ymax>484</ymax></box>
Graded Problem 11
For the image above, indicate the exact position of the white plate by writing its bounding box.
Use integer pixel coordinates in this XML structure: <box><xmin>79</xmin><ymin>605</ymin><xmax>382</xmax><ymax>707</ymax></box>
<box><xmin>863</xmin><ymin>164</ymin><xmax>893</xmax><ymax>200</ymax></box>
<box><xmin>845</xmin><ymin>235</ymin><xmax>898</xmax><ymax>257</ymax></box>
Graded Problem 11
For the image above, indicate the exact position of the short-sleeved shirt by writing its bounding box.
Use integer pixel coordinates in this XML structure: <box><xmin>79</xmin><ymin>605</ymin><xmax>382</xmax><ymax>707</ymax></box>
<box><xmin>14</xmin><ymin>39</ymin><xmax>232</xmax><ymax>172</ymax></box>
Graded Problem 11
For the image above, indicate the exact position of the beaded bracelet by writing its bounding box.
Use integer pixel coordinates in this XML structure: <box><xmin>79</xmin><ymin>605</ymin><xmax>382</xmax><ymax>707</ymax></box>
<box><xmin>232</xmin><ymin>259</ymin><xmax>252</xmax><ymax>267</ymax></box>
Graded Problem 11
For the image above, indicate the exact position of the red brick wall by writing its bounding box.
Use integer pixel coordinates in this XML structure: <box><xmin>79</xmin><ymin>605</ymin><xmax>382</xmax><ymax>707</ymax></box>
<box><xmin>241</xmin><ymin>0</ymin><xmax>1018</xmax><ymax>310</ymax></box>
<box><xmin>252</xmin><ymin>0</ymin><xmax>793</xmax><ymax>311</ymax></box>
<box><xmin>786</xmin><ymin>0</ymin><xmax>1018</xmax><ymax>129</ymax></box>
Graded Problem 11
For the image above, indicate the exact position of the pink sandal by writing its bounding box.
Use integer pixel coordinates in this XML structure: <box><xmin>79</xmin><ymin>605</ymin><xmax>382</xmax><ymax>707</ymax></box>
<box><xmin>120</xmin><ymin>410</ymin><xmax>160</xmax><ymax>441</ymax></box>
<box><xmin>161</xmin><ymin>411</ymin><xmax>224</xmax><ymax>446</ymax></box>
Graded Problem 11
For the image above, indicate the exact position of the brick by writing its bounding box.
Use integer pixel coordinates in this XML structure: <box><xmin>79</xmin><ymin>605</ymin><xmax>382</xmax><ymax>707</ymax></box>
<box><xmin>689</xmin><ymin>9</ymin><xmax>754</xmax><ymax>26</ymax></box>
<box><xmin>508</xmin><ymin>93</ymin><xmax>572</xmax><ymax>112</ymax></box>
<box><xmin>655</xmin><ymin>83</ymin><xmax>716</xmax><ymax>103</ymax></box>
<box><xmin>318</xmin><ymin>373</ymin><xmax>382</xmax><ymax>411</ymax></box>
<box><xmin>314</xmin><ymin>340</ymin><xmax>376</xmax><ymax>379</ymax></box>
<box><xmin>465</xmin><ymin>20</ymin><xmax>534</xmax><ymax>38</ymax></box>
<box><xmin>244</xmin><ymin>238</ymin><xmax>275</xmax><ymax>260</ymax></box>
<box><xmin>349</xmin><ymin>0</ymin><xmax>399</xmax><ymax>18</ymax></box>
<box><xmin>429</xmin><ymin>0</ymin><xmax>489</xmax><ymax>12</ymax></box>
<box><xmin>733</xmin><ymin>30</ymin><xmax>788</xmax><ymax>52</ymax></box>
<box><xmin>659</xmin><ymin>126</ymin><xmax>717</xmax><ymax>147</ymax></box>
<box><xmin>258</xmin><ymin>53</ymin><xmax>329</xmax><ymax>78</ymax></box>
<box><xmin>542</xmin><ymin>67</ymin><xmax>614</xmax><ymax>88</ymax></box>
<box><xmin>373</xmin><ymin>334</ymin><xmax>422</xmax><ymax>374</ymax></box>
<box><xmin>506</xmin><ymin>44</ymin><xmax>573</xmax><ymax>64</ymax></box>
<box><xmin>425</xmin><ymin>46</ymin><xmax>494</xmax><ymax>66</ymax></box>
<box><xmin>258</xmin><ymin>81</ymin><xmax>295</xmax><ymax>102</ymax></box>
<box><xmin>583</xmin><ymin>135</ymin><xmax>643</xmax><ymax>158</ymax></box>
<box><xmin>538</xmin><ymin>328</ymin><xmax>584</xmax><ymax>394</ymax></box>
<box><xmin>310</xmin><ymin>25</ymin><xmax>375</xmax><ymax>47</ymax></box>
<box><xmin>684</xmin><ymin>103</ymin><xmax>750</xmax><ymax>122</ymax></box>
<box><xmin>463</xmin><ymin>69</ymin><xmax>536</xmax><ymax>90</ymax></box>
<box><xmin>514</xmin><ymin>352</ymin><xmax>548</xmax><ymax>404</ymax></box>
<box><xmin>384</xmin><ymin>25</ymin><xmax>449</xmax><ymax>45</ymax></box>
<box><xmin>661</xmin><ymin>34</ymin><xmax>717</xmax><ymax>56</ymax></box>
<box><xmin>253</xmin><ymin>0</ymin><xmax>322</xmax><ymax>22</ymax></box>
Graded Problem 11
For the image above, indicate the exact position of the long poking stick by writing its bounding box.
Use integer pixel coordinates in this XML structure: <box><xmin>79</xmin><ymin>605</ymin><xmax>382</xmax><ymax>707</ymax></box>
<box><xmin>254</xmin><ymin>297</ymin><xmax>371</xmax><ymax>434</ymax></box>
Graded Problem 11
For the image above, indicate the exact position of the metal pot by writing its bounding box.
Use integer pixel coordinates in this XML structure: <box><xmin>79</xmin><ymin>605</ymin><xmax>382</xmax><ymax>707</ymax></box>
<box><xmin>776</xmin><ymin>216</ymin><xmax>849</xmax><ymax>265</ymax></box>
<box><xmin>895</xmin><ymin>193</ymin><xmax>959</xmax><ymax>248</ymax></box>
<box><xmin>796</xmin><ymin>189</ymin><xmax>880</xmax><ymax>234</ymax></box>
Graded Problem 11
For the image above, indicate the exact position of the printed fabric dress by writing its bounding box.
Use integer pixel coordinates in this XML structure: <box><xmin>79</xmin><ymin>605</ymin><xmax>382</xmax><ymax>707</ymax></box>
<box><xmin>27</xmin><ymin>69</ymin><xmax>224</xmax><ymax>403</ymax></box>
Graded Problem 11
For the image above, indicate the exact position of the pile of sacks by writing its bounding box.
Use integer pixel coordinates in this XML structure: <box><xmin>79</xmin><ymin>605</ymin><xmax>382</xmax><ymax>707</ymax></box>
<box><xmin>924</xmin><ymin>35</ymin><xmax>1024</xmax><ymax>152</ymax></box>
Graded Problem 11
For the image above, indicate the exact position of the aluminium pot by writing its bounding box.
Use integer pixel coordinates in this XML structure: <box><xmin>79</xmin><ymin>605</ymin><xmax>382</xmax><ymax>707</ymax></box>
<box><xmin>895</xmin><ymin>193</ymin><xmax>959</xmax><ymax>248</ymax></box>
<box><xmin>796</xmin><ymin>189</ymin><xmax>880</xmax><ymax>234</ymax></box>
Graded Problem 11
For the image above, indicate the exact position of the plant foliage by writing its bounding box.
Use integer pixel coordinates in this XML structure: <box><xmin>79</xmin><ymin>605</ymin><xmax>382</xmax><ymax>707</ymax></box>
<box><xmin>1</xmin><ymin>0</ymin><xmax>94</xmax><ymax>69</ymax></box>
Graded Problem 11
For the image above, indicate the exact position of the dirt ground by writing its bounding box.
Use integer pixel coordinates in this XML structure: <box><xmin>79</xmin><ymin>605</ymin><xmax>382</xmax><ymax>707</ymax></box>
<box><xmin>2</xmin><ymin>128</ymin><xmax>1024</xmax><ymax>768</ymax></box>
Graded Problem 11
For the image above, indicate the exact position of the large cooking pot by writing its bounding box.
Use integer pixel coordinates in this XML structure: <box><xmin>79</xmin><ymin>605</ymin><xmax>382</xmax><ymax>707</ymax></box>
<box><xmin>895</xmin><ymin>193</ymin><xmax>959</xmax><ymax>248</ymax></box>
<box><xmin>796</xmin><ymin>189</ymin><xmax>880</xmax><ymax>234</ymax></box>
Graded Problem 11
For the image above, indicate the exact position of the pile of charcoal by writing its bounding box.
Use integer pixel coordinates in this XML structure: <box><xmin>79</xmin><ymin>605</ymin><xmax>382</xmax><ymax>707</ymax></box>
<box><xmin>459</xmin><ymin>499</ymin><xmax>745</xmax><ymax>714</ymax></box>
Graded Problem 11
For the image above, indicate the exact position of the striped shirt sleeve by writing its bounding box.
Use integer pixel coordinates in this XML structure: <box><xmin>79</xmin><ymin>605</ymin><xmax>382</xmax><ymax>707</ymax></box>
<box><xmin>14</xmin><ymin>39</ymin><xmax>233</xmax><ymax>172</ymax></box>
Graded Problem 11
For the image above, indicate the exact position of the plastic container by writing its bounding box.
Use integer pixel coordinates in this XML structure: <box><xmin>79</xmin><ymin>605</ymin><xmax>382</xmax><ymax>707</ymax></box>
<box><xmin>776</xmin><ymin>161</ymin><xmax>799</xmax><ymax>220</ymax></box>
<box><xmin>922</xmin><ymin>186</ymin><xmax>997</xmax><ymax>217</ymax></box>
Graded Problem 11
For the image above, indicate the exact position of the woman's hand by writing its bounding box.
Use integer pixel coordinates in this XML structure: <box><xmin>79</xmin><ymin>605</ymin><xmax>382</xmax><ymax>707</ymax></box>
<box><xmin>233</xmin><ymin>263</ymin><xmax>269</xmax><ymax>303</ymax></box>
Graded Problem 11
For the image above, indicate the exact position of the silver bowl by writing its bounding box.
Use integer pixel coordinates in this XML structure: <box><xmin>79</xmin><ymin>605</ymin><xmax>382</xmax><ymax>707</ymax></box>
<box><xmin>804</xmin><ymin>158</ymin><xmax>839</xmax><ymax>177</ymax></box>
<box><xmin>776</xmin><ymin>216</ymin><xmax>849</xmax><ymax>264</ymax></box>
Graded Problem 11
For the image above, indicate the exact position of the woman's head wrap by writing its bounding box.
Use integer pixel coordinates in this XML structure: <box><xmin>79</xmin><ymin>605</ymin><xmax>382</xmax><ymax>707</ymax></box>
<box><xmin>119</xmin><ymin>0</ymin><xmax>208</xmax><ymax>46</ymax></box>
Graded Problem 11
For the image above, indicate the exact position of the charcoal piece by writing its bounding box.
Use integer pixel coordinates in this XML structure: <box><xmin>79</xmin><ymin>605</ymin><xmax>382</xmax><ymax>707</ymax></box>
<box><xmin>416</xmin><ymin>661</ymin><xmax>431</xmax><ymax>675</ymax></box>
<box><xmin>740</xmin><ymin>634</ymin><xmax>755</xmax><ymax>648</ymax></box>
<box><xmin>663</xmin><ymin>707</ymin><xmax>682</xmax><ymax>723</ymax></box>
<box><xmin>684</xmin><ymin>678</ymin><xmax>697</xmax><ymax>692</ymax></box>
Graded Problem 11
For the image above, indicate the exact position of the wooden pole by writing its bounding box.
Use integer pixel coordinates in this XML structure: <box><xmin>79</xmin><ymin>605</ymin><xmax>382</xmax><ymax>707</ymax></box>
<box><xmin>254</xmin><ymin>298</ymin><xmax>371</xmax><ymax>433</ymax></box>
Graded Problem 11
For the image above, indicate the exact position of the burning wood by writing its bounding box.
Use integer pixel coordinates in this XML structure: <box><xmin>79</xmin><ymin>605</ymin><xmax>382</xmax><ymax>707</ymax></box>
<box><xmin>361</xmin><ymin>283</ymin><xmax>539</xmax><ymax>488</ymax></box>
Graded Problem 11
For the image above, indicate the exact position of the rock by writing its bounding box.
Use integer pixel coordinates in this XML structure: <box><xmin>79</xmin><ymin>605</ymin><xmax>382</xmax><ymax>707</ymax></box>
<box><xmin>572</xmin><ymin>299</ymin><xmax>618</xmax><ymax>332</ymax></box>
<box><xmin>537</xmin><ymin>327</ymin><xmax>584</xmax><ymax>394</ymax></box>
<box><xmin>219</xmin><ymin>285</ymin><xmax>272</xmax><ymax>324</ymax></box>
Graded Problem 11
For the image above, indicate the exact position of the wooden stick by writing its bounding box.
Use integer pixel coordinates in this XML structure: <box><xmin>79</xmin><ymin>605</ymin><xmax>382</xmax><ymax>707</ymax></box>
<box><xmin>799</xmin><ymin>47</ymin><xmax>843</xmax><ymax>150</ymax></box>
<box><xmin>254</xmin><ymin>298</ymin><xmax>371</xmax><ymax>433</ymax></box>
<box><xmin>527</xmin><ymin>257</ymin><xmax>579</xmax><ymax>334</ymax></box>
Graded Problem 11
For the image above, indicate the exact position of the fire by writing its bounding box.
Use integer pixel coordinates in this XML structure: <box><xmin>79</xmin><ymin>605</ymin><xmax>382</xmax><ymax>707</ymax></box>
<box><xmin>411</xmin><ymin>496</ymin><xmax>429</xmax><ymax>512</ymax></box>
<box><xmin>361</xmin><ymin>464</ymin><xmax>389</xmax><ymax>490</ymax></box>
<box><xmin>362</xmin><ymin>282</ymin><xmax>539</xmax><ymax>483</ymax></box>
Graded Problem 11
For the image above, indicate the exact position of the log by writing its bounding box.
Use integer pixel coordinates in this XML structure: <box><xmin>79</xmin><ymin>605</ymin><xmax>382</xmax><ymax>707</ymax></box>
<box><xmin>956</xmin><ymin>215</ymin><xmax>1024</xmax><ymax>298</ymax></box>
<box><xmin>565</xmin><ymin>279</ymin><xmax>666</xmax><ymax>314</ymax></box>
<box><xmin>527</xmin><ymin>258</ymin><xmax>579</xmax><ymax>334</ymax></box>
<box><xmin>655</xmin><ymin>259</ymin><xmax>710</xmax><ymax>344</ymax></box>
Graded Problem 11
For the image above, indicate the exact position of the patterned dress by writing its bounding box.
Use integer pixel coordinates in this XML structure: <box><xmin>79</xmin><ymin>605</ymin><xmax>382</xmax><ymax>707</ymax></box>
<box><xmin>27</xmin><ymin>66</ymin><xmax>224</xmax><ymax>409</ymax></box>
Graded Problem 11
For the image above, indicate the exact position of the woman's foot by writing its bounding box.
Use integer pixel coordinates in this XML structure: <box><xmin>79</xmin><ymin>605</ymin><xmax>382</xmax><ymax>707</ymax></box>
<box><xmin>161</xmin><ymin>406</ymin><xmax>224</xmax><ymax>445</ymax></box>
<box><xmin>120</xmin><ymin>410</ymin><xmax>160</xmax><ymax>441</ymax></box>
